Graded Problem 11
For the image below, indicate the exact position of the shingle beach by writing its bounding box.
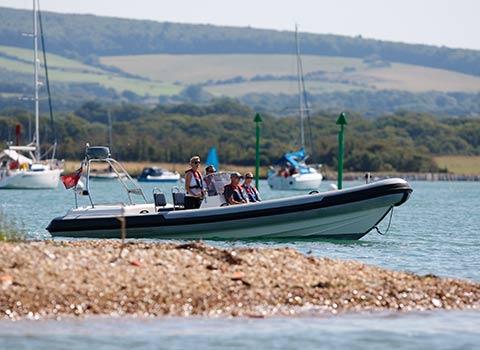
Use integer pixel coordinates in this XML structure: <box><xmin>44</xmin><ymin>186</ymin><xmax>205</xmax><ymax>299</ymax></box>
<box><xmin>1</xmin><ymin>240</ymin><xmax>478</xmax><ymax>320</ymax></box>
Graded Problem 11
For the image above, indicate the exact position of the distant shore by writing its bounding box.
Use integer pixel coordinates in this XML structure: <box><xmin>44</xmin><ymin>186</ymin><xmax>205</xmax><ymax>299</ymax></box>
<box><xmin>323</xmin><ymin>172</ymin><xmax>480</xmax><ymax>182</ymax></box>
<box><xmin>1</xmin><ymin>241</ymin><xmax>478</xmax><ymax>320</ymax></box>
<box><xmin>63</xmin><ymin>161</ymin><xmax>480</xmax><ymax>181</ymax></box>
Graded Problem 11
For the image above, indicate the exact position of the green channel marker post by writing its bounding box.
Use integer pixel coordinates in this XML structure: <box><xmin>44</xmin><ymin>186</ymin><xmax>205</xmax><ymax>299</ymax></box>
<box><xmin>254</xmin><ymin>113</ymin><xmax>263</xmax><ymax>189</ymax></box>
<box><xmin>336</xmin><ymin>112</ymin><xmax>348</xmax><ymax>189</ymax></box>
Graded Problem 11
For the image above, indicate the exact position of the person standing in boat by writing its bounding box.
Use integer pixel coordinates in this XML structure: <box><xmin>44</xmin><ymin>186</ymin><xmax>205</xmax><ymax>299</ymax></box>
<box><xmin>185</xmin><ymin>156</ymin><xmax>205</xmax><ymax>209</ymax></box>
<box><xmin>242</xmin><ymin>172</ymin><xmax>261</xmax><ymax>202</ymax></box>
<box><xmin>224</xmin><ymin>172</ymin><xmax>248</xmax><ymax>205</ymax></box>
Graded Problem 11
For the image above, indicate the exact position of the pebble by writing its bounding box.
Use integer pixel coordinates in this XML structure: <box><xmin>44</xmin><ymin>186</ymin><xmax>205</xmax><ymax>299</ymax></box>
<box><xmin>0</xmin><ymin>240</ymin><xmax>478</xmax><ymax>320</ymax></box>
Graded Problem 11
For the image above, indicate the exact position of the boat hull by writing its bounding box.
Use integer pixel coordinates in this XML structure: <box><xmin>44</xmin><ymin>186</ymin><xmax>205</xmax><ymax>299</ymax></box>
<box><xmin>137</xmin><ymin>178</ymin><xmax>180</xmax><ymax>183</ymax></box>
<box><xmin>137</xmin><ymin>174</ymin><xmax>181</xmax><ymax>182</ymax></box>
<box><xmin>268</xmin><ymin>172</ymin><xmax>323</xmax><ymax>191</ymax></box>
<box><xmin>47</xmin><ymin>178</ymin><xmax>412</xmax><ymax>240</ymax></box>
<box><xmin>88</xmin><ymin>172</ymin><xmax>125</xmax><ymax>180</ymax></box>
<box><xmin>0</xmin><ymin>168</ymin><xmax>61</xmax><ymax>189</ymax></box>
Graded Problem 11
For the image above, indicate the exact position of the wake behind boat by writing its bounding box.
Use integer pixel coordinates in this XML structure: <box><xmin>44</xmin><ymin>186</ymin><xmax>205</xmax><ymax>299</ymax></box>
<box><xmin>47</xmin><ymin>146</ymin><xmax>412</xmax><ymax>240</ymax></box>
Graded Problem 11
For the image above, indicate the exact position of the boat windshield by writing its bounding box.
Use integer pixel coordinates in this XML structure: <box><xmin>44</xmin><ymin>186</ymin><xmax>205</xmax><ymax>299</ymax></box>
<box><xmin>204</xmin><ymin>172</ymin><xmax>231</xmax><ymax>195</ymax></box>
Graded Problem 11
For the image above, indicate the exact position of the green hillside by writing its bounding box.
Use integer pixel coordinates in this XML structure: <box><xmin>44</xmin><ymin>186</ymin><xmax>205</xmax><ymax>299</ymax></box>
<box><xmin>1</xmin><ymin>6</ymin><xmax>479</xmax><ymax>116</ymax></box>
<box><xmin>1</xmin><ymin>6</ymin><xmax>480</xmax><ymax>77</ymax></box>
<box><xmin>101</xmin><ymin>53</ymin><xmax>480</xmax><ymax>96</ymax></box>
<box><xmin>0</xmin><ymin>45</ymin><xmax>179</xmax><ymax>96</ymax></box>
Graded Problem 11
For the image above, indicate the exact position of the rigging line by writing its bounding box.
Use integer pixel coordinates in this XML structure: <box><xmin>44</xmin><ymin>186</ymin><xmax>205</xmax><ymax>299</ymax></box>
<box><xmin>295</xmin><ymin>25</ymin><xmax>305</xmax><ymax>150</ymax></box>
<box><xmin>373</xmin><ymin>207</ymin><xmax>394</xmax><ymax>236</ymax></box>
<box><xmin>38</xmin><ymin>1</ymin><xmax>57</xmax><ymax>160</ymax></box>
<box><xmin>300</xmin><ymin>63</ymin><xmax>317</xmax><ymax>165</ymax></box>
<box><xmin>295</xmin><ymin>26</ymin><xmax>317</xmax><ymax>164</ymax></box>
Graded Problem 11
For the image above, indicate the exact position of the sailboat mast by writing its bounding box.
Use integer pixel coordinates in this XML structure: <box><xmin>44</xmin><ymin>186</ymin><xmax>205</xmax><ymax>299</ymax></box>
<box><xmin>107</xmin><ymin>109</ymin><xmax>113</xmax><ymax>150</ymax></box>
<box><xmin>33</xmin><ymin>0</ymin><xmax>40</xmax><ymax>161</ymax></box>
<box><xmin>295</xmin><ymin>25</ymin><xmax>305</xmax><ymax>150</ymax></box>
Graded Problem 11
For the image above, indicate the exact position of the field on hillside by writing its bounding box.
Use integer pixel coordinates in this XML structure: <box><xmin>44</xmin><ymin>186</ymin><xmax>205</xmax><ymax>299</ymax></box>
<box><xmin>434</xmin><ymin>156</ymin><xmax>480</xmax><ymax>175</ymax></box>
<box><xmin>3</xmin><ymin>42</ymin><xmax>480</xmax><ymax>99</ymax></box>
<box><xmin>0</xmin><ymin>45</ymin><xmax>180</xmax><ymax>96</ymax></box>
<box><xmin>204</xmin><ymin>80</ymin><xmax>365</xmax><ymax>97</ymax></box>
<box><xmin>101</xmin><ymin>54</ymin><xmax>480</xmax><ymax>96</ymax></box>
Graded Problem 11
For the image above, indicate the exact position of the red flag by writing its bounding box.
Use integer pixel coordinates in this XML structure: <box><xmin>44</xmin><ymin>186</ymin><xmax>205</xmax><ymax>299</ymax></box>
<box><xmin>61</xmin><ymin>166</ymin><xmax>82</xmax><ymax>189</ymax></box>
<box><xmin>9</xmin><ymin>160</ymin><xmax>19</xmax><ymax>170</ymax></box>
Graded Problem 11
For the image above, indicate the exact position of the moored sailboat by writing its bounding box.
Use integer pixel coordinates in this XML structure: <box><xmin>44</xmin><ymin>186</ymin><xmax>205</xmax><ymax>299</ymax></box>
<box><xmin>0</xmin><ymin>0</ymin><xmax>62</xmax><ymax>189</ymax></box>
<box><xmin>267</xmin><ymin>25</ymin><xmax>322</xmax><ymax>191</ymax></box>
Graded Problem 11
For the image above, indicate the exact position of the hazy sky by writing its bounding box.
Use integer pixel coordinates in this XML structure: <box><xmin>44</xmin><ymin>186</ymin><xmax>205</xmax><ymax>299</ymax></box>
<box><xmin>3</xmin><ymin>0</ymin><xmax>479</xmax><ymax>50</ymax></box>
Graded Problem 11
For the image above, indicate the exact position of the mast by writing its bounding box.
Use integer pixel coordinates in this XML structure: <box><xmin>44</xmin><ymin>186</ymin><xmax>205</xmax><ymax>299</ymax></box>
<box><xmin>33</xmin><ymin>0</ymin><xmax>40</xmax><ymax>161</ymax></box>
<box><xmin>295</xmin><ymin>24</ymin><xmax>305</xmax><ymax>150</ymax></box>
<box><xmin>38</xmin><ymin>1</ymin><xmax>57</xmax><ymax>160</ymax></box>
<box><xmin>107</xmin><ymin>109</ymin><xmax>113</xmax><ymax>149</ymax></box>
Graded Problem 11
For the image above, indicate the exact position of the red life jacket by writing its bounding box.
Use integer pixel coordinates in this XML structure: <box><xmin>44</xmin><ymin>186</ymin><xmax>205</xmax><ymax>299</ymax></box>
<box><xmin>243</xmin><ymin>184</ymin><xmax>260</xmax><ymax>202</ymax></box>
<box><xmin>224</xmin><ymin>183</ymin><xmax>247</xmax><ymax>202</ymax></box>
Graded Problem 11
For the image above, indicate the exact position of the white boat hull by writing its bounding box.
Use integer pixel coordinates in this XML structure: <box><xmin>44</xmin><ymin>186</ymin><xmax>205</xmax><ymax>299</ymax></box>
<box><xmin>87</xmin><ymin>172</ymin><xmax>125</xmax><ymax>180</ymax></box>
<box><xmin>48</xmin><ymin>178</ymin><xmax>412</xmax><ymax>240</ymax></box>
<box><xmin>138</xmin><ymin>174</ymin><xmax>180</xmax><ymax>182</ymax></box>
<box><xmin>268</xmin><ymin>172</ymin><xmax>323</xmax><ymax>191</ymax></box>
<box><xmin>0</xmin><ymin>168</ymin><xmax>61</xmax><ymax>189</ymax></box>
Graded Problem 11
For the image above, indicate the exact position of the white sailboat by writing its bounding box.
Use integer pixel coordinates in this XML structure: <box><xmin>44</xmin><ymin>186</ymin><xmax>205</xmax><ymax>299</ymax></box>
<box><xmin>0</xmin><ymin>0</ymin><xmax>62</xmax><ymax>189</ymax></box>
<box><xmin>268</xmin><ymin>25</ymin><xmax>323</xmax><ymax>191</ymax></box>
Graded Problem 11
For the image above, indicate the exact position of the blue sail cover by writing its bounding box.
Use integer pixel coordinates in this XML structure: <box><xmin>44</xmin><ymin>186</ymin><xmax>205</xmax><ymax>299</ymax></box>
<box><xmin>273</xmin><ymin>148</ymin><xmax>313</xmax><ymax>174</ymax></box>
<box><xmin>206</xmin><ymin>146</ymin><xmax>219</xmax><ymax>171</ymax></box>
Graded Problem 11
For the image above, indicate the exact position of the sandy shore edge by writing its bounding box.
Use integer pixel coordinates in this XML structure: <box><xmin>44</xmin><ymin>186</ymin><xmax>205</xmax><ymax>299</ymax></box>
<box><xmin>1</xmin><ymin>240</ymin><xmax>478</xmax><ymax>320</ymax></box>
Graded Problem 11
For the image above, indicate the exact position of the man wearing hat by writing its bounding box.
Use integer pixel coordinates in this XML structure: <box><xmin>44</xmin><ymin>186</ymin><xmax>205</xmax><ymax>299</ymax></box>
<box><xmin>224</xmin><ymin>172</ymin><xmax>248</xmax><ymax>205</ymax></box>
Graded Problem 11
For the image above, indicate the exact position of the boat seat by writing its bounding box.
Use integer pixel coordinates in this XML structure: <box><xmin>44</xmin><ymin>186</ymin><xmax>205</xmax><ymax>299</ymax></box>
<box><xmin>153</xmin><ymin>192</ymin><xmax>167</xmax><ymax>209</ymax></box>
<box><xmin>172</xmin><ymin>192</ymin><xmax>185</xmax><ymax>210</ymax></box>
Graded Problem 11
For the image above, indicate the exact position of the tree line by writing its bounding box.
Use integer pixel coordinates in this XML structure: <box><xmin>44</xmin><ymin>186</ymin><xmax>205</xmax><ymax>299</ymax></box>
<box><xmin>1</xmin><ymin>100</ymin><xmax>479</xmax><ymax>173</ymax></box>
<box><xmin>1</xmin><ymin>81</ymin><xmax>480</xmax><ymax>119</ymax></box>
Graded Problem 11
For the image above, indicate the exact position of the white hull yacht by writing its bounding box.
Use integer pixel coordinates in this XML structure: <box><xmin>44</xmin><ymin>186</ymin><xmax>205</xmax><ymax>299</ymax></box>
<box><xmin>0</xmin><ymin>0</ymin><xmax>62</xmax><ymax>189</ymax></box>
<box><xmin>267</xmin><ymin>26</ymin><xmax>322</xmax><ymax>191</ymax></box>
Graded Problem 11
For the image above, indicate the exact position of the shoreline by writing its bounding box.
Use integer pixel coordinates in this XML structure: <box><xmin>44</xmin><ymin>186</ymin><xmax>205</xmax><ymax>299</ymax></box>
<box><xmin>323</xmin><ymin>172</ymin><xmax>480</xmax><ymax>182</ymax></box>
<box><xmin>1</xmin><ymin>240</ymin><xmax>478</xmax><ymax>320</ymax></box>
<box><xmin>62</xmin><ymin>160</ymin><xmax>480</xmax><ymax>181</ymax></box>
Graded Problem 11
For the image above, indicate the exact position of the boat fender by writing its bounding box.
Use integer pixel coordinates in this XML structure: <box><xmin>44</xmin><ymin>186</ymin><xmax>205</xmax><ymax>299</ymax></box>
<box><xmin>328</xmin><ymin>184</ymin><xmax>338</xmax><ymax>191</ymax></box>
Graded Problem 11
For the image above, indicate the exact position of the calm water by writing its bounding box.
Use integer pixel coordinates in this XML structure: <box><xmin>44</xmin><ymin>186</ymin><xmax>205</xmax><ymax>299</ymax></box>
<box><xmin>0</xmin><ymin>179</ymin><xmax>479</xmax><ymax>349</ymax></box>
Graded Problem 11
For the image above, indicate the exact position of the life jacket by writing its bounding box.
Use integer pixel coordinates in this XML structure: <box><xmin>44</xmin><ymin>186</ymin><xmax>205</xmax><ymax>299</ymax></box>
<box><xmin>224</xmin><ymin>183</ymin><xmax>247</xmax><ymax>203</ymax></box>
<box><xmin>243</xmin><ymin>183</ymin><xmax>261</xmax><ymax>202</ymax></box>
<box><xmin>185</xmin><ymin>169</ymin><xmax>204</xmax><ymax>196</ymax></box>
